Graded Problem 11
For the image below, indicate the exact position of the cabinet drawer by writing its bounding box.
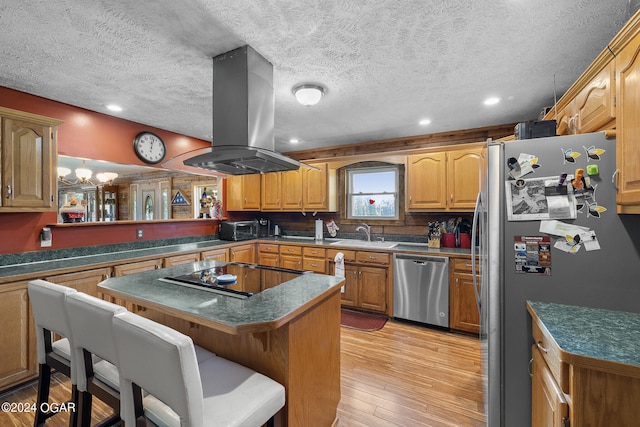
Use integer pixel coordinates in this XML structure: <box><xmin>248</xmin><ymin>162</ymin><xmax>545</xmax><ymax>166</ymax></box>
<box><xmin>355</xmin><ymin>251</ymin><xmax>390</xmax><ymax>265</ymax></box>
<box><xmin>532</xmin><ymin>321</ymin><xmax>569</xmax><ymax>393</ymax></box>
<box><xmin>258</xmin><ymin>243</ymin><xmax>279</xmax><ymax>254</ymax></box>
<box><xmin>303</xmin><ymin>258</ymin><xmax>326</xmax><ymax>273</ymax></box>
<box><xmin>280</xmin><ymin>245</ymin><xmax>302</xmax><ymax>255</ymax></box>
<box><xmin>303</xmin><ymin>247</ymin><xmax>326</xmax><ymax>257</ymax></box>
<box><xmin>453</xmin><ymin>257</ymin><xmax>478</xmax><ymax>273</ymax></box>
<box><xmin>326</xmin><ymin>249</ymin><xmax>356</xmax><ymax>262</ymax></box>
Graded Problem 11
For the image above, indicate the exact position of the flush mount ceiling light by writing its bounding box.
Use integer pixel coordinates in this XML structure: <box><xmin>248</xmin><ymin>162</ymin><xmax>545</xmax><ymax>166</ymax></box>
<box><xmin>293</xmin><ymin>84</ymin><xmax>325</xmax><ymax>106</ymax></box>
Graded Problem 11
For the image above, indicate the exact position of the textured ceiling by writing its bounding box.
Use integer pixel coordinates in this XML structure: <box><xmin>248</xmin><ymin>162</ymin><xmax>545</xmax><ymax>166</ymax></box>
<box><xmin>0</xmin><ymin>0</ymin><xmax>634</xmax><ymax>154</ymax></box>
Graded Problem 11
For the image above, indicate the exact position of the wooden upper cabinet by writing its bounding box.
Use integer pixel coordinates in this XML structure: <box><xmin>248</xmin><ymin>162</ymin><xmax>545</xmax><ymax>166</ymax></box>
<box><xmin>406</xmin><ymin>151</ymin><xmax>447</xmax><ymax>210</ymax></box>
<box><xmin>447</xmin><ymin>147</ymin><xmax>484</xmax><ymax>210</ymax></box>
<box><xmin>0</xmin><ymin>107</ymin><xmax>62</xmax><ymax>211</ymax></box>
<box><xmin>261</xmin><ymin>172</ymin><xmax>282</xmax><ymax>211</ymax></box>
<box><xmin>554</xmin><ymin>101</ymin><xmax>577</xmax><ymax>136</ymax></box>
<box><xmin>261</xmin><ymin>169</ymin><xmax>303</xmax><ymax>211</ymax></box>
<box><xmin>616</xmin><ymin>35</ymin><xmax>640</xmax><ymax>211</ymax></box>
<box><xmin>551</xmin><ymin>62</ymin><xmax>615</xmax><ymax>136</ymax></box>
<box><xmin>407</xmin><ymin>146</ymin><xmax>483</xmax><ymax>212</ymax></box>
<box><xmin>303</xmin><ymin>163</ymin><xmax>337</xmax><ymax>212</ymax></box>
<box><xmin>574</xmin><ymin>60</ymin><xmax>616</xmax><ymax>133</ymax></box>
<box><xmin>281</xmin><ymin>169</ymin><xmax>303</xmax><ymax>210</ymax></box>
<box><xmin>226</xmin><ymin>174</ymin><xmax>261</xmax><ymax>211</ymax></box>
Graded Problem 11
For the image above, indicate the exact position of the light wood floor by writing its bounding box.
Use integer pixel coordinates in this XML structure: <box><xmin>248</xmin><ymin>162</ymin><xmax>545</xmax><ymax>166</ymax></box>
<box><xmin>0</xmin><ymin>320</ymin><xmax>485</xmax><ymax>427</ymax></box>
<box><xmin>337</xmin><ymin>319</ymin><xmax>485</xmax><ymax>426</ymax></box>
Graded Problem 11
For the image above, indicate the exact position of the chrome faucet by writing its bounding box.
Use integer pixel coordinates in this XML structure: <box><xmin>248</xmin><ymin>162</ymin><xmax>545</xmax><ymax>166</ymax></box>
<box><xmin>356</xmin><ymin>223</ymin><xmax>371</xmax><ymax>242</ymax></box>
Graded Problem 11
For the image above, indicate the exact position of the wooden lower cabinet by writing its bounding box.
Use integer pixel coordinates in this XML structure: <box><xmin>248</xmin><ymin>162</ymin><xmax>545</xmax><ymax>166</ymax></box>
<box><xmin>163</xmin><ymin>252</ymin><xmax>200</xmax><ymax>267</ymax></box>
<box><xmin>280</xmin><ymin>245</ymin><xmax>302</xmax><ymax>270</ymax></box>
<box><xmin>229</xmin><ymin>243</ymin><xmax>255</xmax><ymax>263</ymax></box>
<box><xmin>46</xmin><ymin>267</ymin><xmax>111</xmax><ymax>299</ymax></box>
<box><xmin>113</xmin><ymin>259</ymin><xmax>162</xmax><ymax>276</ymax></box>
<box><xmin>531</xmin><ymin>346</ymin><xmax>569</xmax><ymax>427</ymax></box>
<box><xmin>328</xmin><ymin>249</ymin><xmax>389</xmax><ymax>315</ymax></box>
<box><xmin>449</xmin><ymin>257</ymin><xmax>480</xmax><ymax>334</ymax></box>
<box><xmin>201</xmin><ymin>248</ymin><xmax>228</xmax><ymax>261</ymax></box>
<box><xmin>529</xmin><ymin>303</ymin><xmax>640</xmax><ymax>426</ymax></box>
<box><xmin>303</xmin><ymin>247</ymin><xmax>326</xmax><ymax>273</ymax></box>
<box><xmin>0</xmin><ymin>281</ymin><xmax>36</xmax><ymax>390</ymax></box>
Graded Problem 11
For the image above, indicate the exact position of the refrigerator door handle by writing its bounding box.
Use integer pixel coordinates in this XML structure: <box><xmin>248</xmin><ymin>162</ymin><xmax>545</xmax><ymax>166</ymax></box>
<box><xmin>612</xmin><ymin>169</ymin><xmax>619</xmax><ymax>191</ymax></box>
<box><xmin>471</xmin><ymin>192</ymin><xmax>481</xmax><ymax>312</ymax></box>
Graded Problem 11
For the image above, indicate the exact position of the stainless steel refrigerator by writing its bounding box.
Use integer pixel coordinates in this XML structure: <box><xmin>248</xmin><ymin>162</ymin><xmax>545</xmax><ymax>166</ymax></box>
<box><xmin>473</xmin><ymin>132</ymin><xmax>640</xmax><ymax>426</ymax></box>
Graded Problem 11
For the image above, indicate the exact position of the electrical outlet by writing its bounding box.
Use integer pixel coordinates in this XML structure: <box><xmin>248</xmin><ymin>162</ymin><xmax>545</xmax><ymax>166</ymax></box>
<box><xmin>40</xmin><ymin>227</ymin><xmax>52</xmax><ymax>247</ymax></box>
<box><xmin>136</xmin><ymin>228</ymin><xmax>143</xmax><ymax>239</ymax></box>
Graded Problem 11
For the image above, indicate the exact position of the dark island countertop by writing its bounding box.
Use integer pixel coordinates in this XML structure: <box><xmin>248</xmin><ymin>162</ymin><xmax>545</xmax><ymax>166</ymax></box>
<box><xmin>98</xmin><ymin>260</ymin><xmax>345</xmax><ymax>335</ymax></box>
<box><xmin>527</xmin><ymin>300</ymin><xmax>640</xmax><ymax>374</ymax></box>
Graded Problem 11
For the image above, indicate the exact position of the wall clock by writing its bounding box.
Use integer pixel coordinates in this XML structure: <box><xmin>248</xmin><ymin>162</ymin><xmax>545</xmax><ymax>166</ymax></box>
<box><xmin>133</xmin><ymin>131</ymin><xmax>166</xmax><ymax>164</ymax></box>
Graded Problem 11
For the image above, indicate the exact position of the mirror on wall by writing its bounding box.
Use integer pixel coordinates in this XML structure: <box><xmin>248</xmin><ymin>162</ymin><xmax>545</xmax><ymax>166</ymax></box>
<box><xmin>57</xmin><ymin>156</ymin><xmax>220</xmax><ymax>223</ymax></box>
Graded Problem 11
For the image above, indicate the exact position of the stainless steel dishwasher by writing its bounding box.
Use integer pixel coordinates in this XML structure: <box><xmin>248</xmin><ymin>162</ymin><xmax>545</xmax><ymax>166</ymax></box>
<box><xmin>393</xmin><ymin>254</ymin><xmax>449</xmax><ymax>327</ymax></box>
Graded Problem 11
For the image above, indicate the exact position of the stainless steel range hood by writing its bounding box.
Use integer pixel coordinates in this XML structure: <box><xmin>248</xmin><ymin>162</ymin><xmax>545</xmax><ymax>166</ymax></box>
<box><xmin>184</xmin><ymin>45</ymin><xmax>304</xmax><ymax>175</ymax></box>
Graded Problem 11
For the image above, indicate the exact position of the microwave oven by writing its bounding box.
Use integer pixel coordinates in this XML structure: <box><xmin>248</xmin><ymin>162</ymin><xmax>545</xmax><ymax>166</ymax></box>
<box><xmin>219</xmin><ymin>220</ymin><xmax>258</xmax><ymax>241</ymax></box>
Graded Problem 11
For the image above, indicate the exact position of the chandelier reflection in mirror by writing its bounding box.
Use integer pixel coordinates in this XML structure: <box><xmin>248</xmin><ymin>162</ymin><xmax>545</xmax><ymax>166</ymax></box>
<box><xmin>58</xmin><ymin>160</ymin><xmax>118</xmax><ymax>186</ymax></box>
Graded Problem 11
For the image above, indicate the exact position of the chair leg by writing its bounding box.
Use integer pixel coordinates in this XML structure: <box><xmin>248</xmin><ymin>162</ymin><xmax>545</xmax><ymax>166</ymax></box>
<box><xmin>266</xmin><ymin>415</ymin><xmax>275</xmax><ymax>427</ymax></box>
<box><xmin>76</xmin><ymin>391</ymin><xmax>93</xmax><ymax>427</ymax></box>
<box><xmin>33</xmin><ymin>364</ymin><xmax>51</xmax><ymax>427</ymax></box>
<box><xmin>69</xmin><ymin>385</ymin><xmax>80</xmax><ymax>427</ymax></box>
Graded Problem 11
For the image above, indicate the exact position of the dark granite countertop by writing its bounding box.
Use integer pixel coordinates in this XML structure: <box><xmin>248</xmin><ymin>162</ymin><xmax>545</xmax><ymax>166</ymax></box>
<box><xmin>0</xmin><ymin>235</ymin><xmax>472</xmax><ymax>284</ymax></box>
<box><xmin>0</xmin><ymin>240</ymin><xmax>229</xmax><ymax>281</ymax></box>
<box><xmin>527</xmin><ymin>301</ymin><xmax>640</xmax><ymax>368</ymax></box>
<box><xmin>98</xmin><ymin>260</ymin><xmax>344</xmax><ymax>334</ymax></box>
<box><xmin>261</xmin><ymin>236</ymin><xmax>473</xmax><ymax>256</ymax></box>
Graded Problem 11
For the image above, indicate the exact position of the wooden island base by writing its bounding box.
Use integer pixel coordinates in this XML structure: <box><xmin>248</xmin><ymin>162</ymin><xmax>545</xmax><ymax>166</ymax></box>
<box><xmin>129</xmin><ymin>290</ymin><xmax>341</xmax><ymax>427</ymax></box>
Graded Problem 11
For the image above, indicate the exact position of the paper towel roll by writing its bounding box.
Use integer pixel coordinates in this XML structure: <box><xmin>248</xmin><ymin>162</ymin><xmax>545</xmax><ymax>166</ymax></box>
<box><xmin>334</xmin><ymin>252</ymin><xmax>345</xmax><ymax>278</ymax></box>
<box><xmin>315</xmin><ymin>219</ymin><xmax>323</xmax><ymax>241</ymax></box>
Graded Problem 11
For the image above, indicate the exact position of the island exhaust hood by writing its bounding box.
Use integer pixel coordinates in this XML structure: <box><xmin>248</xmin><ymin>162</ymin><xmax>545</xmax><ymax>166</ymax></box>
<box><xmin>184</xmin><ymin>45</ymin><xmax>305</xmax><ymax>175</ymax></box>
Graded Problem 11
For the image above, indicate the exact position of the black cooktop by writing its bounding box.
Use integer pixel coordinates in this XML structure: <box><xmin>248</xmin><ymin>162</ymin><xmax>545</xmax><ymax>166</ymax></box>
<box><xmin>160</xmin><ymin>262</ymin><xmax>308</xmax><ymax>299</ymax></box>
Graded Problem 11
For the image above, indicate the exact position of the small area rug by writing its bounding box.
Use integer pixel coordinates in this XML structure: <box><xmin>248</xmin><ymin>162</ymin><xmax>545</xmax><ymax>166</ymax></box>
<box><xmin>340</xmin><ymin>309</ymin><xmax>388</xmax><ymax>332</ymax></box>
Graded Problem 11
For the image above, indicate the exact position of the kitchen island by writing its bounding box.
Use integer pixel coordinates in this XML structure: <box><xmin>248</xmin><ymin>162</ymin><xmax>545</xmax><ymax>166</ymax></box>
<box><xmin>99</xmin><ymin>260</ymin><xmax>345</xmax><ymax>427</ymax></box>
<box><xmin>528</xmin><ymin>301</ymin><xmax>640</xmax><ymax>426</ymax></box>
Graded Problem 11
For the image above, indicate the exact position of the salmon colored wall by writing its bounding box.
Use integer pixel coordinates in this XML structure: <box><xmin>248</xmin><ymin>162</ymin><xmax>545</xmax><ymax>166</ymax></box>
<box><xmin>0</xmin><ymin>87</ymin><xmax>210</xmax><ymax>165</ymax></box>
<box><xmin>0</xmin><ymin>87</ymin><xmax>215</xmax><ymax>255</ymax></box>
<box><xmin>0</xmin><ymin>213</ymin><xmax>218</xmax><ymax>255</ymax></box>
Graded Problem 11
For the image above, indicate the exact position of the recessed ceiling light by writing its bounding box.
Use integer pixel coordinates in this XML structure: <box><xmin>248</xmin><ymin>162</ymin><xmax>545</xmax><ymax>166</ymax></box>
<box><xmin>289</xmin><ymin>138</ymin><xmax>299</xmax><ymax>144</ymax></box>
<box><xmin>483</xmin><ymin>97</ymin><xmax>500</xmax><ymax>106</ymax></box>
<box><xmin>419</xmin><ymin>119</ymin><xmax>431</xmax><ymax>126</ymax></box>
<box><xmin>106</xmin><ymin>104</ymin><xmax>123</xmax><ymax>112</ymax></box>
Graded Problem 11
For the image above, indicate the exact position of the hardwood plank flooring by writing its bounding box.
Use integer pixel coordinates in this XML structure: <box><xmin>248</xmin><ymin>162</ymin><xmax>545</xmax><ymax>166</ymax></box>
<box><xmin>0</xmin><ymin>320</ymin><xmax>485</xmax><ymax>427</ymax></box>
<box><xmin>336</xmin><ymin>319</ymin><xmax>485</xmax><ymax>427</ymax></box>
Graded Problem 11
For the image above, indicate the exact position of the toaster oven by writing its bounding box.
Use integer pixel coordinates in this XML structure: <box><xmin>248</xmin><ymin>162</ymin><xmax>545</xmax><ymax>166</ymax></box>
<box><xmin>219</xmin><ymin>220</ymin><xmax>258</xmax><ymax>241</ymax></box>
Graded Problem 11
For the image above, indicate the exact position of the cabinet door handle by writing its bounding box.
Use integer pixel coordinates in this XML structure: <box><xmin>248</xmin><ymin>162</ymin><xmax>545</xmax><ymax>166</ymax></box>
<box><xmin>536</xmin><ymin>341</ymin><xmax>548</xmax><ymax>354</ymax></box>
<box><xmin>6</xmin><ymin>185</ymin><xmax>11</xmax><ymax>198</ymax></box>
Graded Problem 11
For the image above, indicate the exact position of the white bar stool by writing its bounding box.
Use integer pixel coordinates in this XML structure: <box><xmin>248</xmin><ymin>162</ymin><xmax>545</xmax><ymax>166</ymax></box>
<box><xmin>66</xmin><ymin>292</ymin><xmax>127</xmax><ymax>427</ymax></box>
<box><xmin>28</xmin><ymin>279</ymin><xmax>79</xmax><ymax>427</ymax></box>
<box><xmin>113</xmin><ymin>311</ymin><xmax>286</xmax><ymax>427</ymax></box>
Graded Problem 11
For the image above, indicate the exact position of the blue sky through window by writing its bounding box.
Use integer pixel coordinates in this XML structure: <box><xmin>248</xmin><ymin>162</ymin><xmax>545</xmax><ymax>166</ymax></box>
<box><xmin>352</xmin><ymin>170</ymin><xmax>395</xmax><ymax>193</ymax></box>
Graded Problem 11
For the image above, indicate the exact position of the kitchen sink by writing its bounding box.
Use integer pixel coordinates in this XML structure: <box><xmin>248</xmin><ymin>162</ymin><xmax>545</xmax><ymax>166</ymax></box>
<box><xmin>329</xmin><ymin>239</ymin><xmax>398</xmax><ymax>249</ymax></box>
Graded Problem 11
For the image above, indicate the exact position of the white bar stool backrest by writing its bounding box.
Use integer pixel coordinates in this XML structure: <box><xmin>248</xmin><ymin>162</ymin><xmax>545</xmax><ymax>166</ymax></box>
<box><xmin>113</xmin><ymin>311</ymin><xmax>204</xmax><ymax>427</ymax></box>
<box><xmin>65</xmin><ymin>292</ymin><xmax>126</xmax><ymax>391</ymax></box>
<box><xmin>27</xmin><ymin>280</ymin><xmax>77</xmax><ymax>367</ymax></box>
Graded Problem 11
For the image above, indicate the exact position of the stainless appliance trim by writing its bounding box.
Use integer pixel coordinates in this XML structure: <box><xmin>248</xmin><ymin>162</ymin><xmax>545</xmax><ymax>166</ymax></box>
<box><xmin>393</xmin><ymin>254</ymin><xmax>449</xmax><ymax>327</ymax></box>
